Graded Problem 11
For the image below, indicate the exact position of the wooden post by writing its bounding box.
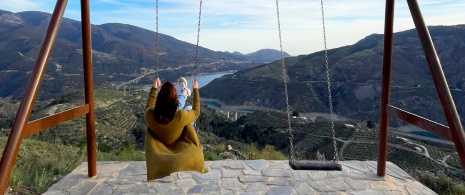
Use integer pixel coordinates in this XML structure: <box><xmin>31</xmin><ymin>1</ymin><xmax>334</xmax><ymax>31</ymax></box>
<box><xmin>81</xmin><ymin>0</ymin><xmax>97</xmax><ymax>177</ymax></box>
<box><xmin>377</xmin><ymin>0</ymin><xmax>395</xmax><ymax>177</ymax></box>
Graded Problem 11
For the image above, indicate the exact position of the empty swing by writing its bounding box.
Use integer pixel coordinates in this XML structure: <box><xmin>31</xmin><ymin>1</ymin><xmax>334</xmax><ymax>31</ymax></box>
<box><xmin>275</xmin><ymin>0</ymin><xmax>342</xmax><ymax>171</ymax></box>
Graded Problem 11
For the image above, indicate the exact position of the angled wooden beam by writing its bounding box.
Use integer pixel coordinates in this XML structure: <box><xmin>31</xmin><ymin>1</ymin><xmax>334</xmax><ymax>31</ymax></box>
<box><xmin>379</xmin><ymin>0</ymin><xmax>465</xmax><ymax>177</ymax></box>
<box><xmin>0</xmin><ymin>0</ymin><xmax>69</xmax><ymax>193</ymax></box>
<box><xmin>387</xmin><ymin>105</ymin><xmax>452</xmax><ymax>141</ymax></box>
<box><xmin>406</xmin><ymin>0</ymin><xmax>465</xmax><ymax>170</ymax></box>
<box><xmin>23</xmin><ymin>105</ymin><xmax>89</xmax><ymax>138</ymax></box>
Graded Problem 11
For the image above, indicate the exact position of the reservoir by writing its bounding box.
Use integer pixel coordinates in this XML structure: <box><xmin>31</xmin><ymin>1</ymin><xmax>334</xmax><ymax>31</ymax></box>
<box><xmin>184</xmin><ymin>73</ymin><xmax>231</xmax><ymax>89</ymax></box>
<box><xmin>144</xmin><ymin>72</ymin><xmax>232</xmax><ymax>109</ymax></box>
<box><xmin>144</xmin><ymin>72</ymin><xmax>231</xmax><ymax>92</ymax></box>
<box><xmin>202</xmin><ymin>101</ymin><xmax>222</xmax><ymax>109</ymax></box>
<box><xmin>183</xmin><ymin>73</ymin><xmax>245</xmax><ymax>111</ymax></box>
<box><xmin>143</xmin><ymin>72</ymin><xmax>254</xmax><ymax>115</ymax></box>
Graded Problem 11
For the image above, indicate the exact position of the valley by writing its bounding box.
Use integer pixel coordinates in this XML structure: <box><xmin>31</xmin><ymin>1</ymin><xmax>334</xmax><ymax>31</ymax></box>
<box><xmin>0</xmin><ymin>9</ymin><xmax>291</xmax><ymax>100</ymax></box>
<box><xmin>201</xmin><ymin>25</ymin><xmax>465</xmax><ymax>125</ymax></box>
<box><xmin>0</xmin><ymin>9</ymin><xmax>465</xmax><ymax>194</ymax></box>
<box><xmin>1</xmin><ymin>84</ymin><xmax>463</xmax><ymax>194</ymax></box>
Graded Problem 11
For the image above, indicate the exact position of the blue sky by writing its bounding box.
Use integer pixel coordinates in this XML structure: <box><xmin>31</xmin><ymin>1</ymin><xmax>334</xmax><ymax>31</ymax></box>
<box><xmin>1</xmin><ymin>0</ymin><xmax>464</xmax><ymax>56</ymax></box>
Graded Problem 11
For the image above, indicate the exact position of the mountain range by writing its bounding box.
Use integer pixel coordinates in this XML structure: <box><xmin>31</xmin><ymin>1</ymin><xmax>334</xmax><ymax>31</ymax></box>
<box><xmin>1</xmin><ymin>9</ymin><xmax>464</xmax><ymax>193</ymax></box>
<box><xmin>0</xmin><ymin>9</ymin><xmax>290</xmax><ymax>99</ymax></box>
<box><xmin>201</xmin><ymin>24</ymin><xmax>465</xmax><ymax>124</ymax></box>
<box><xmin>1</xmin><ymin>9</ymin><xmax>464</xmax><ymax>125</ymax></box>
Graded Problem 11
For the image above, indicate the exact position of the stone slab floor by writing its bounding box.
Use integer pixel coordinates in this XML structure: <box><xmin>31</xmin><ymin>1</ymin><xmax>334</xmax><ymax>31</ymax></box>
<box><xmin>43</xmin><ymin>160</ymin><xmax>437</xmax><ymax>195</ymax></box>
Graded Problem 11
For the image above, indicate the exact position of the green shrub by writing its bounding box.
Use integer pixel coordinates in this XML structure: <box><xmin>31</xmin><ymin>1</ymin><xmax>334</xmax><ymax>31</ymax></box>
<box><xmin>415</xmin><ymin>171</ymin><xmax>465</xmax><ymax>195</ymax></box>
<box><xmin>244</xmin><ymin>144</ymin><xmax>259</xmax><ymax>160</ymax></box>
<box><xmin>258</xmin><ymin>145</ymin><xmax>288</xmax><ymax>160</ymax></box>
<box><xmin>292</xmin><ymin>111</ymin><xmax>299</xmax><ymax>117</ymax></box>
<box><xmin>366</xmin><ymin>120</ymin><xmax>375</xmax><ymax>129</ymax></box>
<box><xmin>3</xmin><ymin>138</ymin><xmax>85</xmax><ymax>194</ymax></box>
<box><xmin>216</xmin><ymin>143</ymin><xmax>226</xmax><ymax>153</ymax></box>
<box><xmin>98</xmin><ymin>142</ymin><xmax>111</xmax><ymax>152</ymax></box>
<box><xmin>244</xmin><ymin>144</ymin><xmax>288</xmax><ymax>160</ymax></box>
<box><xmin>204</xmin><ymin>151</ymin><xmax>221</xmax><ymax>161</ymax></box>
<box><xmin>97</xmin><ymin>141</ymin><xmax>145</xmax><ymax>161</ymax></box>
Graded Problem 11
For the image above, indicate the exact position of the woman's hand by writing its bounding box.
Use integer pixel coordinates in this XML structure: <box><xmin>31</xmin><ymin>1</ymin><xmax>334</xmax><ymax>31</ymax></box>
<box><xmin>192</xmin><ymin>79</ymin><xmax>199</xmax><ymax>89</ymax></box>
<box><xmin>153</xmin><ymin>77</ymin><xmax>161</xmax><ymax>88</ymax></box>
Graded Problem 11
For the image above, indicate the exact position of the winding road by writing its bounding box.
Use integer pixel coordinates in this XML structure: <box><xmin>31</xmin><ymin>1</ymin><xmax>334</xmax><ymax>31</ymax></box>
<box><xmin>304</xmin><ymin>128</ymin><xmax>459</xmax><ymax>171</ymax></box>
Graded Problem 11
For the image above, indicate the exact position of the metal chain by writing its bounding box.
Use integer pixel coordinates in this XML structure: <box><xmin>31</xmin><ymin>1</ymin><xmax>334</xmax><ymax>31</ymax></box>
<box><xmin>193</xmin><ymin>0</ymin><xmax>202</xmax><ymax>134</ymax></box>
<box><xmin>193</xmin><ymin>0</ymin><xmax>203</xmax><ymax>80</ymax></box>
<box><xmin>275</xmin><ymin>0</ymin><xmax>295</xmax><ymax>163</ymax></box>
<box><xmin>321</xmin><ymin>0</ymin><xmax>339</xmax><ymax>163</ymax></box>
<box><xmin>155</xmin><ymin>0</ymin><xmax>160</xmax><ymax>77</ymax></box>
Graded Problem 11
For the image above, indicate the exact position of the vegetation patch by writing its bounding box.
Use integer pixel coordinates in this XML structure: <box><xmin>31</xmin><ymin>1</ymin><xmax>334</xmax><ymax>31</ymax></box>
<box><xmin>0</xmin><ymin>137</ymin><xmax>85</xmax><ymax>194</ymax></box>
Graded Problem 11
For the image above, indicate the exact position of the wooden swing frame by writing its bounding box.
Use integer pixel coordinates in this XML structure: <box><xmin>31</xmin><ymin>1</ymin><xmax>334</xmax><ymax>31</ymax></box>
<box><xmin>377</xmin><ymin>0</ymin><xmax>465</xmax><ymax>176</ymax></box>
<box><xmin>0</xmin><ymin>0</ymin><xmax>464</xmax><ymax>193</ymax></box>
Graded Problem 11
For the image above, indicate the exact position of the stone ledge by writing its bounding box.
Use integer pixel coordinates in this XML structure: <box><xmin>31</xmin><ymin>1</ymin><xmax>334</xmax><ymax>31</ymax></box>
<box><xmin>44</xmin><ymin>160</ymin><xmax>437</xmax><ymax>195</ymax></box>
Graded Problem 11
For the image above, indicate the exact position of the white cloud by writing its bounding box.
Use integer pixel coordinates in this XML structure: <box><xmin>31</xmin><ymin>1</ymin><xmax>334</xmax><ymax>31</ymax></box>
<box><xmin>150</xmin><ymin>0</ymin><xmax>464</xmax><ymax>55</ymax></box>
<box><xmin>1</xmin><ymin>0</ymin><xmax>463</xmax><ymax>55</ymax></box>
<box><xmin>0</xmin><ymin>0</ymin><xmax>40</xmax><ymax>11</ymax></box>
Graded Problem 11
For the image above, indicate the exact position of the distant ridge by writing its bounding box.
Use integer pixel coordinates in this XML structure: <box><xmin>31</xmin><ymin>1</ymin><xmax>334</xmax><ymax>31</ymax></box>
<box><xmin>201</xmin><ymin>24</ymin><xmax>465</xmax><ymax>123</ymax></box>
<box><xmin>246</xmin><ymin>49</ymin><xmax>291</xmax><ymax>63</ymax></box>
<box><xmin>0</xmin><ymin>9</ymin><xmax>290</xmax><ymax>99</ymax></box>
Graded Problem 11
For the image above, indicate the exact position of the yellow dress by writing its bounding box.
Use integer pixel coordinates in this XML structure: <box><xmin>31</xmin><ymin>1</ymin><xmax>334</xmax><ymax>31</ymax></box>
<box><xmin>144</xmin><ymin>87</ymin><xmax>206</xmax><ymax>180</ymax></box>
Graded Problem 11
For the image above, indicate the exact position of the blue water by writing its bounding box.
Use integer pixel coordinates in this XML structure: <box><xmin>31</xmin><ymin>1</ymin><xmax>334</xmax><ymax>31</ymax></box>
<box><xmin>145</xmin><ymin>72</ymin><xmax>231</xmax><ymax>92</ymax></box>
<box><xmin>410</xmin><ymin>131</ymin><xmax>444</xmax><ymax>140</ymax></box>
<box><xmin>202</xmin><ymin>101</ymin><xmax>221</xmax><ymax>109</ymax></box>
<box><xmin>236</xmin><ymin>109</ymin><xmax>256</xmax><ymax>113</ymax></box>
<box><xmin>185</xmin><ymin>73</ymin><xmax>231</xmax><ymax>89</ymax></box>
<box><xmin>183</xmin><ymin>73</ymin><xmax>231</xmax><ymax>110</ymax></box>
<box><xmin>143</xmin><ymin>72</ymin><xmax>254</xmax><ymax>113</ymax></box>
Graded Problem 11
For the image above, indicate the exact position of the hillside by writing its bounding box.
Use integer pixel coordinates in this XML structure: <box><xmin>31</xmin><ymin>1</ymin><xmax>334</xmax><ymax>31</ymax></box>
<box><xmin>1</xmin><ymin>88</ymin><xmax>464</xmax><ymax>194</ymax></box>
<box><xmin>201</xmin><ymin>24</ymin><xmax>465</xmax><ymax>124</ymax></box>
<box><xmin>211</xmin><ymin>110</ymin><xmax>464</xmax><ymax>180</ymax></box>
<box><xmin>0</xmin><ymin>10</ymin><xmax>289</xmax><ymax>99</ymax></box>
<box><xmin>49</xmin><ymin>88</ymin><xmax>465</xmax><ymax>181</ymax></box>
<box><xmin>246</xmin><ymin>49</ymin><xmax>291</xmax><ymax>63</ymax></box>
<box><xmin>0</xmin><ymin>89</ymin><xmax>225</xmax><ymax>150</ymax></box>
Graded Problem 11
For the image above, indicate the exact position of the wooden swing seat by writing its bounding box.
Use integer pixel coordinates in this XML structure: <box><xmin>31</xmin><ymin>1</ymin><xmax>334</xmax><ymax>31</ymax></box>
<box><xmin>289</xmin><ymin>160</ymin><xmax>342</xmax><ymax>171</ymax></box>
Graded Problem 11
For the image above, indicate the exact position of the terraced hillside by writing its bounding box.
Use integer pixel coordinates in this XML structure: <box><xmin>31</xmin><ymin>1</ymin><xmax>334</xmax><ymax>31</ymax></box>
<box><xmin>220</xmin><ymin>110</ymin><xmax>465</xmax><ymax>182</ymax></box>
<box><xmin>201</xmin><ymin>25</ymin><xmax>465</xmax><ymax>124</ymax></box>
<box><xmin>1</xmin><ymin>88</ymin><xmax>464</xmax><ymax>190</ymax></box>
<box><xmin>341</xmin><ymin>126</ymin><xmax>464</xmax><ymax>181</ymax></box>
<box><xmin>2</xmin><ymin>89</ymin><xmax>146</xmax><ymax>151</ymax></box>
<box><xmin>0</xmin><ymin>88</ymin><xmax>225</xmax><ymax>150</ymax></box>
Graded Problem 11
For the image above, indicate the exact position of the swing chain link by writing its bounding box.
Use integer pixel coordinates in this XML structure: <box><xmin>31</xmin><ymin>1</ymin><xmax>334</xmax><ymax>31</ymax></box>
<box><xmin>194</xmin><ymin>0</ymin><xmax>203</xmax><ymax>80</ymax></box>
<box><xmin>155</xmin><ymin>0</ymin><xmax>160</xmax><ymax>78</ymax></box>
<box><xmin>275</xmin><ymin>0</ymin><xmax>295</xmax><ymax>163</ymax></box>
<box><xmin>321</xmin><ymin>0</ymin><xmax>339</xmax><ymax>163</ymax></box>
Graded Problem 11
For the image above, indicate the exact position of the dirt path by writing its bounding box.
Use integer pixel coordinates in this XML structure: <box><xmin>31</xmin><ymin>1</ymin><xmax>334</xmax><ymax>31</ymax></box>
<box><xmin>397</xmin><ymin>137</ymin><xmax>431</xmax><ymax>158</ymax></box>
<box><xmin>441</xmin><ymin>155</ymin><xmax>451</xmax><ymax>167</ymax></box>
<box><xmin>304</xmin><ymin>129</ymin><xmax>458</xmax><ymax>171</ymax></box>
<box><xmin>46</xmin><ymin>104</ymin><xmax>60</xmax><ymax>116</ymax></box>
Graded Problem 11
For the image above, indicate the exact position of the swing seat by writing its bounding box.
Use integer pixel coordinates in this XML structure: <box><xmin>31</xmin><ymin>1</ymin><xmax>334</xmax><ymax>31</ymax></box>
<box><xmin>289</xmin><ymin>160</ymin><xmax>342</xmax><ymax>171</ymax></box>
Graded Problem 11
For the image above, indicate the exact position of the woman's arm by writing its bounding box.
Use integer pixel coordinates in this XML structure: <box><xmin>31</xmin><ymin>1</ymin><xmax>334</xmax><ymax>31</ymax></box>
<box><xmin>145</xmin><ymin>87</ymin><xmax>157</xmax><ymax>110</ymax></box>
<box><xmin>145</xmin><ymin>78</ymin><xmax>161</xmax><ymax>110</ymax></box>
<box><xmin>192</xmin><ymin>79</ymin><xmax>200</xmax><ymax>113</ymax></box>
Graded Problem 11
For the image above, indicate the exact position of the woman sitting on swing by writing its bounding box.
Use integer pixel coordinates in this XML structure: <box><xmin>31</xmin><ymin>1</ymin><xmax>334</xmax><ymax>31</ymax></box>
<box><xmin>144</xmin><ymin>77</ymin><xmax>206</xmax><ymax>180</ymax></box>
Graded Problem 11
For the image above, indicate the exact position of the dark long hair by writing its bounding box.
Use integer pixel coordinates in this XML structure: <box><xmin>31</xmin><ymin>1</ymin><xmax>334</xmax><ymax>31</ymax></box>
<box><xmin>153</xmin><ymin>82</ymin><xmax>179</xmax><ymax>124</ymax></box>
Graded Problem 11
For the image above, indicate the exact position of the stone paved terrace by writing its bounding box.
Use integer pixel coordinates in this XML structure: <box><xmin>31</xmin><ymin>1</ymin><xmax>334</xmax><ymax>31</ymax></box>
<box><xmin>43</xmin><ymin>160</ymin><xmax>437</xmax><ymax>195</ymax></box>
